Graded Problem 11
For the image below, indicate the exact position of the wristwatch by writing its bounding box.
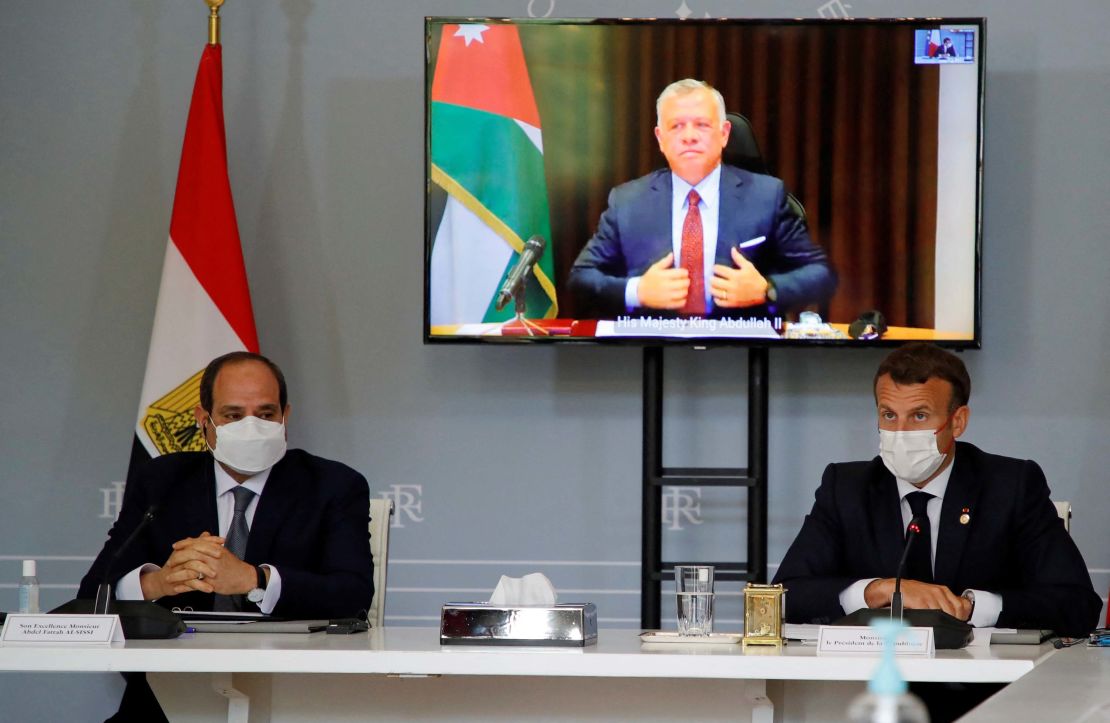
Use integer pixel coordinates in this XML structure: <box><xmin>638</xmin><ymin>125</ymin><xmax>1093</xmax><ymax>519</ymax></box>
<box><xmin>961</xmin><ymin>589</ymin><xmax>976</xmax><ymax>621</ymax></box>
<box><xmin>246</xmin><ymin>565</ymin><xmax>267</xmax><ymax>604</ymax></box>
<box><xmin>765</xmin><ymin>278</ymin><xmax>778</xmax><ymax>303</ymax></box>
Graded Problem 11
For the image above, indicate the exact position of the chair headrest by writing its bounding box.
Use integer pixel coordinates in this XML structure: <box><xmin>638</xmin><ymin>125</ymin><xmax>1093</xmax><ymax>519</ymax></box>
<box><xmin>723</xmin><ymin>112</ymin><xmax>768</xmax><ymax>176</ymax></box>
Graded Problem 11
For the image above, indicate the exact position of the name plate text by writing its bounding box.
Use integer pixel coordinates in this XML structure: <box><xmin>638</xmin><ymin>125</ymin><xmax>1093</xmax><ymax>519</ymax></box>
<box><xmin>816</xmin><ymin>625</ymin><xmax>934</xmax><ymax>656</ymax></box>
<box><xmin>1</xmin><ymin>614</ymin><xmax>124</xmax><ymax>645</ymax></box>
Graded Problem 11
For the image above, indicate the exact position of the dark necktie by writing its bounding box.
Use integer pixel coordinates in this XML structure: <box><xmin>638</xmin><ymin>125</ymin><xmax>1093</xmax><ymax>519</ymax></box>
<box><xmin>679</xmin><ymin>189</ymin><xmax>706</xmax><ymax>317</ymax></box>
<box><xmin>213</xmin><ymin>485</ymin><xmax>255</xmax><ymax>611</ymax></box>
<box><xmin>904</xmin><ymin>491</ymin><xmax>934</xmax><ymax>585</ymax></box>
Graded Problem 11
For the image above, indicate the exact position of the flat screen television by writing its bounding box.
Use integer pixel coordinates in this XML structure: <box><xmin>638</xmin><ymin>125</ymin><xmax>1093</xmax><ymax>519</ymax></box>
<box><xmin>424</xmin><ymin>17</ymin><xmax>985</xmax><ymax>346</ymax></box>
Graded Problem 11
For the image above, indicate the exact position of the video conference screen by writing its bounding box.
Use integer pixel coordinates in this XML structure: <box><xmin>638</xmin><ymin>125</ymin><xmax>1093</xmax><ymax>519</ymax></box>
<box><xmin>424</xmin><ymin>18</ymin><xmax>985</xmax><ymax>346</ymax></box>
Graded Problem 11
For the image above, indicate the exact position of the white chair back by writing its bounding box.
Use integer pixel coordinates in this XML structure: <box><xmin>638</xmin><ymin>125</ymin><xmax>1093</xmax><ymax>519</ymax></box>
<box><xmin>367</xmin><ymin>498</ymin><xmax>394</xmax><ymax>627</ymax></box>
<box><xmin>1053</xmin><ymin>500</ymin><xmax>1071</xmax><ymax>533</ymax></box>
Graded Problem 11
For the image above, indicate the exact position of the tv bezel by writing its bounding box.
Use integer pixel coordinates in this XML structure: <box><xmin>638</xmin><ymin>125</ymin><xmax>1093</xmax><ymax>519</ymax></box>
<box><xmin>423</xmin><ymin>16</ymin><xmax>986</xmax><ymax>349</ymax></box>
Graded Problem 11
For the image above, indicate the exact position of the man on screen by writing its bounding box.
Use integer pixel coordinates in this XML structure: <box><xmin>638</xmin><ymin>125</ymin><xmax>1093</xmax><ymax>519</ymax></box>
<box><xmin>80</xmin><ymin>351</ymin><xmax>373</xmax><ymax>721</ymax></box>
<box><xmin>567</xmin><ymin>79</ymin><xmax>836</xmax><ymax>320</ymax></box>
<box><xmin>773</xmin><ymin>343</ymin><xmax>1100</xmax><ymax>635</ymax></box>
<box><xmin>936</xmin><ymin>36</ymin><xmax>958</xmax><ymax>58</ymax></box>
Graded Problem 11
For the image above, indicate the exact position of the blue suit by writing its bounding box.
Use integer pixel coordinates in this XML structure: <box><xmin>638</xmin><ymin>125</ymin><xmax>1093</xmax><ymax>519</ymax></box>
<box><xmin>772</xmin><ymin>442</ymin><xmax>1102</xmax><ymax>638</ymax></box>
<box><xmin>568</xmin><ymin>165</ymin><xmax>836</xmax><ymax>318</ymax></box>
<box><xmin>79</xmin><ymin>449</ymin><xmax>373</xmax><ymax>619</ymax></box>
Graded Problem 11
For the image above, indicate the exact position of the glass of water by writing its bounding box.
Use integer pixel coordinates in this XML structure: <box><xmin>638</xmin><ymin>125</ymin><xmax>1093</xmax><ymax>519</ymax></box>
<box><xmin>675</xmin><ymin>565</ymin><xmax>714</xmax><ymax>636</ymax></box>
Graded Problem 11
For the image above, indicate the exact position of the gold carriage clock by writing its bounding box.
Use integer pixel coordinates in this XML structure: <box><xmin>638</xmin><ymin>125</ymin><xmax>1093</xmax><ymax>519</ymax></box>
<box><xmin>743</xmin><ymin>583</ymin><xmax>786</xmax><ymax>645</ymax></box>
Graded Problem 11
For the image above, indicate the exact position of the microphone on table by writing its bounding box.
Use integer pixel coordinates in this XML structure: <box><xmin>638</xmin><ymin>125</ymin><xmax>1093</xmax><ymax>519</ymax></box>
<box><xmin>94</xmin><ymin>505</ymin><xmax>158</xmax><ymax>614</ymax></box>
<box><xmin>54</xmin><ymin>503</ymin><xmax>186</xmax><ymax>639</ymax></box>
<box><xmin>494</xmin><ymin>235</ymin><xmax>546</xmax><ymax>311</ymax></box>
<box><xmin>890</xmin><ymin>515</ymin><xmax>926</xmax><ymax>621</ymax></box>
<box><xmin>833</xmin><ymin>514</ymin><xmax>972</xmax><ymax>648</ymax></box>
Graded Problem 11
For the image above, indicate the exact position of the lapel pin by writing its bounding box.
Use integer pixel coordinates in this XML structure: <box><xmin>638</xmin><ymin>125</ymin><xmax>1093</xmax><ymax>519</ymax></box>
<box><xmin>959</xmin><ymin>507</ymin><xmax>971</xmax><ymax>525</ymax></box>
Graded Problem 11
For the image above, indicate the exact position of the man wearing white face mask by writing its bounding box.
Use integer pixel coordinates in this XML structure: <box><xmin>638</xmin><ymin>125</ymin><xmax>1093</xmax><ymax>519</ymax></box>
<box><xmin>773</xmin><ymin>343</ymin><xmax>1100</xmax><ymax>641</ymax></box>
<box><xmin>79</xmin><ymin>352</ymin><xmax>373</xmax><ymax>619</ymax></box>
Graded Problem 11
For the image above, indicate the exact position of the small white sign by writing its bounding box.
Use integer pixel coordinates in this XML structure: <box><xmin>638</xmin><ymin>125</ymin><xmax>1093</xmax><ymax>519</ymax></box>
<box><xmin>1</xmin><ymin>614</ymin><xmax>124</xmax><ymax>645</ymax></box>
<box><xmin>816</xmin><ymin>625</ymin><xmax>935</xmax><ymax>656</ymax></box>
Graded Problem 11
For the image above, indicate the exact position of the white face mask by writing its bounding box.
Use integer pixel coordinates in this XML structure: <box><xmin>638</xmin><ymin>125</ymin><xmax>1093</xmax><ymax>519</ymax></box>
<box><xmin>878</xmin><ymin>428</ymin><xmax>948</xmax><ymax>484</ymax></box>
<box><xmin>206</xmin><ymin>416</ymin><xmax>287</xmax><ymax>475</ymax></box>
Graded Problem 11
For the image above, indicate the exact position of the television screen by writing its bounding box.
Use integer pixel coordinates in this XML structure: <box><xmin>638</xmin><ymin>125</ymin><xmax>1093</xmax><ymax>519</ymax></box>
<box><xmin>424</xmin><ymin>18</ymin><xmax>985</xmax><ymax>346</ymax></box>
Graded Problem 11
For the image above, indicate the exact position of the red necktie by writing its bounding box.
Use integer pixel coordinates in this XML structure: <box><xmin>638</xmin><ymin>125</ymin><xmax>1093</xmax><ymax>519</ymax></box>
<box><xmin>679</xmin><ymin>189</ymin><xmax>705</xmax><ymax>316</ymax></box>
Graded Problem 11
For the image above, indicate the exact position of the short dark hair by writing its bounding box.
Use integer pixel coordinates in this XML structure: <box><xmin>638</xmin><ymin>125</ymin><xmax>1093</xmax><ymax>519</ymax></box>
<box><xmin>199</xmin><ymin>351</ymin><xmax>288</xmax><ymax>413</ymax></box>
<box><xmin>873</xmin><ymin>343</ymin><xmax>970</xmax><ymax>413</ymax></box>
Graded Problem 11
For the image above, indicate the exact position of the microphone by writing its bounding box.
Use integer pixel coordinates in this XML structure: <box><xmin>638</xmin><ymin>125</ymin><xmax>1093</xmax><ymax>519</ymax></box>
<box><xmin>494</xmin><ymin>236</ymin><xmax>546</xmax><ymax>311</ymax></box>
<box><xmin>54</xmin><ymin>503</ymin><xmax>185</xmax><ymax>638</ymax></box>
<box><xmin>833</xmin><ymin>514</ymin><xmax>972</xmax><ymax>648</ymax></box>
<box><xmin>94</xmin><ymin>505</ymin><xmax>158</xmax><ymax>614</ymax></box>
<box><xmin>890</xmin><ymin>515</ymin><xmax>926</xmax><ymax>620</ymax></box>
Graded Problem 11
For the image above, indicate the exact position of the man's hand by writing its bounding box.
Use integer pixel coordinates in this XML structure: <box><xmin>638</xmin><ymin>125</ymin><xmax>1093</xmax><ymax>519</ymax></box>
<box><xmin>711</xmin><ymin>248</ymin><xmax>769</xmax><ymax>308</ymax></box>
<box><xmin>139</xmin><ymin>531</ymin><xmax>255</xmax><ymax>600</ymax></box>
<box><xmin>864</xmin><ymin>578</ymin><xmax>973</xmax><ymax>621</ymax></box>
<box><xmin>637</xmin><ymin>253</ymin><xmax>690</xmax><ymax>309</ymax></box>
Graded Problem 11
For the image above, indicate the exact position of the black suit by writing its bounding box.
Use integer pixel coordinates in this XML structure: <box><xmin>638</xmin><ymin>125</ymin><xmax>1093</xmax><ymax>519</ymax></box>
<box><xmin>773</xmin><ymin>442</ymin><xmax>1101</xmax><ymax>637</ymax></box>
<box><xmin>79</xmin><ymin>449</ymin><xmax>373</xmax><ymax>619</ymax></box>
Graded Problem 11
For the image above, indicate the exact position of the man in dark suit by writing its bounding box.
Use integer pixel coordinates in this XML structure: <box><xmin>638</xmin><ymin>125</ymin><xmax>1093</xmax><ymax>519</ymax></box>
<box><xmin>80</xmin><ymin>351</ymin><xmax>373</xmax><ymax>721</ymax></box>
<box><xmin>773</xmin><ymin>343</ymin><xmax>1100</xmax><ymax>636</ymax></box>
<box><xmin>773</xmin><ymin>343</ymin><xmax>1101</xmax><ymax>722</ymax></box>
<box><xmin>935</xmin><ymin>37</ymin><xmax>958</xmax><ymax>58</ymax></box>
<box><xmin>568</xmin><ymin>79</ymin><xmax>835</xmax><ymax>320</ymax></box>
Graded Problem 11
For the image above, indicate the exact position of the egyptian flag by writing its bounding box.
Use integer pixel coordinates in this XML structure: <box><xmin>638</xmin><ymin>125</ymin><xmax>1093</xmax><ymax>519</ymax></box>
<box><xmin>428</xmin><ymin>23</ymin><xmax>557</xmax><ymax>326</ymax></box>
<box><xmin>126</xmin><ymin>43</ymin><xmax>258</xmax><ymax>485</ymax></box>
<box><xmin>927</xmin><ymin>29</ymin><xmax>941</xmax><ymax>58</ymax></box>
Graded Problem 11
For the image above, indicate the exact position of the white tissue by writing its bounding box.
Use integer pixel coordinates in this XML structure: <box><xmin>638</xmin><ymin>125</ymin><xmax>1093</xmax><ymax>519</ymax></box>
<box><xmin>488</xmin><ymin>572</ymin><xmax>558</xmax><ymax>606</ymax></box>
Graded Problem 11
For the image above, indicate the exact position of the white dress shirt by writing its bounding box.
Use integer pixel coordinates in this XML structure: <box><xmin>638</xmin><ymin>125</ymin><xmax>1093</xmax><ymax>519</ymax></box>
<box><xmin>625</xmin><ymin>164</ymin><xmax>722</xmax><ymax>312</ymax></box>
<box><xmin>838</xmin><ymin>460</ymin><xmax>1003</xmax><ymax>627</ymax></box>
<box><xmin>115</xmin><ymin>461</ymin><xmax>283</xmax><ymax>614</ymax></box>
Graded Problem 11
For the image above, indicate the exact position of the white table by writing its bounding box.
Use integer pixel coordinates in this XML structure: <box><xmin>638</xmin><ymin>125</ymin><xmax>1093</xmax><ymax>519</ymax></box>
<box><xmin>960</xmin><ymin>644</ymin><xmax>1110</xmax><ymax>722</ymax></box>
<box><xmin>0</xmin><ymin>627</ymin><xmax>1054</xmax><ymax>722</ymax></box>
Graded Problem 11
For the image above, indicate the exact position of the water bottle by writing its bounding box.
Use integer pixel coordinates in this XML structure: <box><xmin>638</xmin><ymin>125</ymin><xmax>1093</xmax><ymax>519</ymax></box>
<box><xmin>847</xmin><ymin>618</ymin><xmax>930</xmax><ymax>723</ymax></box>
<box><xmin>18</xmin><ymin>560</ymin><xmax>40</xmax><ymax>614</ymax></box>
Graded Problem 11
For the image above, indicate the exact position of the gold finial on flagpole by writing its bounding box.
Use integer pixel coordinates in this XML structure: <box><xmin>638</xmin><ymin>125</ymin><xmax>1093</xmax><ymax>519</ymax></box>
<box><xmin>206</xmin><ymin>0</ymin><xmax>225</xmax><ymax>46</ymax></box>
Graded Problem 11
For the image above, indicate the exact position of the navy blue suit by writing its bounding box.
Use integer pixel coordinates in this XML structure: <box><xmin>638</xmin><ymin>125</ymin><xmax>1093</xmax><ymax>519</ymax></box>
<box><xmin>772</xmin><ymin>442</ymin><xmax>1101</xmax><ymax>637</ymax></box>
<box><xmin>568</xmin><ymin>165</ymin><xmax>836</xmax><ymax>318</ymax></box>
<box><xmin>79</xmin><ymin>449</ymin><xmax>373</xmax><ymax>619</ymax></box>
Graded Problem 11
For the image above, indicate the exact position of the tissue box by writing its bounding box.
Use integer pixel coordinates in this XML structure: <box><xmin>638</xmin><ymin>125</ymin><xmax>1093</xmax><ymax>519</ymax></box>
<box><xmin>440</xmin><ymin>603</ymin><xmax>598</xmax><ymax>647</ymax></box>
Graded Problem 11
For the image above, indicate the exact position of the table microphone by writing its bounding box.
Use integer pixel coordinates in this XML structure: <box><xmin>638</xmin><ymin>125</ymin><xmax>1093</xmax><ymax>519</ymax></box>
<box><xmin>833</xmin><ymin>513</ymin><xmax>972</xmax><ymax>648</ymax></box>
<box><xmin>52</xmin><ymin>504</ymin><xmax>186</xmax><ymax>639</ymax></box>
<box><xmin>494</xmin><ymin>235</ymin><xmax>545</xmax><ymax>311</ymax></box>
<box><xmin>890</xmin><ymin>515</ymin><xmax>926</xmax><ymax>621</ymax></box>
<box><xmin>94</xmin><ymin>505</ymin><xmax>158</xmax><ymax>614</ymax></box>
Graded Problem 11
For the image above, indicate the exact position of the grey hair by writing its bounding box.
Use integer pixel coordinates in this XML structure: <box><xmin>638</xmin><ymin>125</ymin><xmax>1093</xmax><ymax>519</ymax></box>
<box><xmin>656</xmin><ymin>79</ymin><xmax>727</xmax><ymax>130</ymax></box>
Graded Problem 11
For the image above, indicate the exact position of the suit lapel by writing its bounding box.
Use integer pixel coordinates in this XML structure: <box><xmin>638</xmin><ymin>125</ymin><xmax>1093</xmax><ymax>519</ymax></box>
<box><xmin>645</xmin><ymin>170</ymin><xmax>674</xmax><ymax>262</ymax></box>
<box><xmin>715</xmin><ymin>165</ymin><xmax>746</xmax><ymax>265</ymax></box>
<box><xmin>181</xmin><ymin>459</ymin><xmax>219</xmax><ymax>537</ymax></box>
<box><xmin>244</xmin><ymin>455</ymin><xmax>297</xmax><ymax>563</ymax></box>
<box><xmin>867</xmin><ymin>466</ymin><xmax>906</xmax><ymax>578</ymax></box>
<box><xmin>934</xmin><ymin>446</ymin><xmax>980</xmax><ymax>586</ymax></box>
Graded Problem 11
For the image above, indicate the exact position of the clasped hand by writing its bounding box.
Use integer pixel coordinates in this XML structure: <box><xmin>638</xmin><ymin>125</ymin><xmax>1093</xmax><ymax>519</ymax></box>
<box><xmin>864</xmin><ymin>578</ymin><xmax>973</xmax><ymax>621</ymax></box>
<box><xmin>637</xmin><ymin>249</ymin><xmax>768</xmax><ymax>310</ymax></box>
<box><xmin>140</xmin><ymin>531</ymin><xmax>255</xmax><ymax>600</ymax></box>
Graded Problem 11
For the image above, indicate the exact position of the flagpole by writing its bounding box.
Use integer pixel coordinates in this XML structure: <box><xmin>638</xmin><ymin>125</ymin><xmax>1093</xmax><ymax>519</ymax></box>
<box><xmin>206</xmin><ymin>0</ymin><xmax>224</xmax><ymax>46</ymax></box>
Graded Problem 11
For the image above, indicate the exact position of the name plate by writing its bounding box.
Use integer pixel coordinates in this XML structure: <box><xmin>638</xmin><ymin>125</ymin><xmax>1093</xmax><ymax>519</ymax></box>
<box><xmin>816</xmin><ymin>625</ymin><xmax>934</xmax><ymax>656</ymax></box>
<box><xmin>1</xmin><ymin>614</ymin><xmax>124</xmax><ymax>645</ymax></box>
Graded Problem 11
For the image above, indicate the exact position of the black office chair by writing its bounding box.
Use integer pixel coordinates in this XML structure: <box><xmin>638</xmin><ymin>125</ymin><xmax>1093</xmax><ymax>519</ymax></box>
<box><xmin>723</xmin><ymin>112</ymin><xmax>835</xmax><ymax>321</ymax></box>
<box><xmin>722</xmin><ymin>111</ymin><xmax>807</xmax><ymax>222</ymax></box>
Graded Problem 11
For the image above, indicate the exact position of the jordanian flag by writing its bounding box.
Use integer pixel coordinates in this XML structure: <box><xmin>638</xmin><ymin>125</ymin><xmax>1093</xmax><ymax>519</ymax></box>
<box><xmin>126</xmin><ymin>42</ymin><xmax>258</xmax><ymax>485</ymax></box>
<box><xmin>429</xmin><ymin>23</ymin><xmax>557</xmax><ymax>325</ymax></box>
